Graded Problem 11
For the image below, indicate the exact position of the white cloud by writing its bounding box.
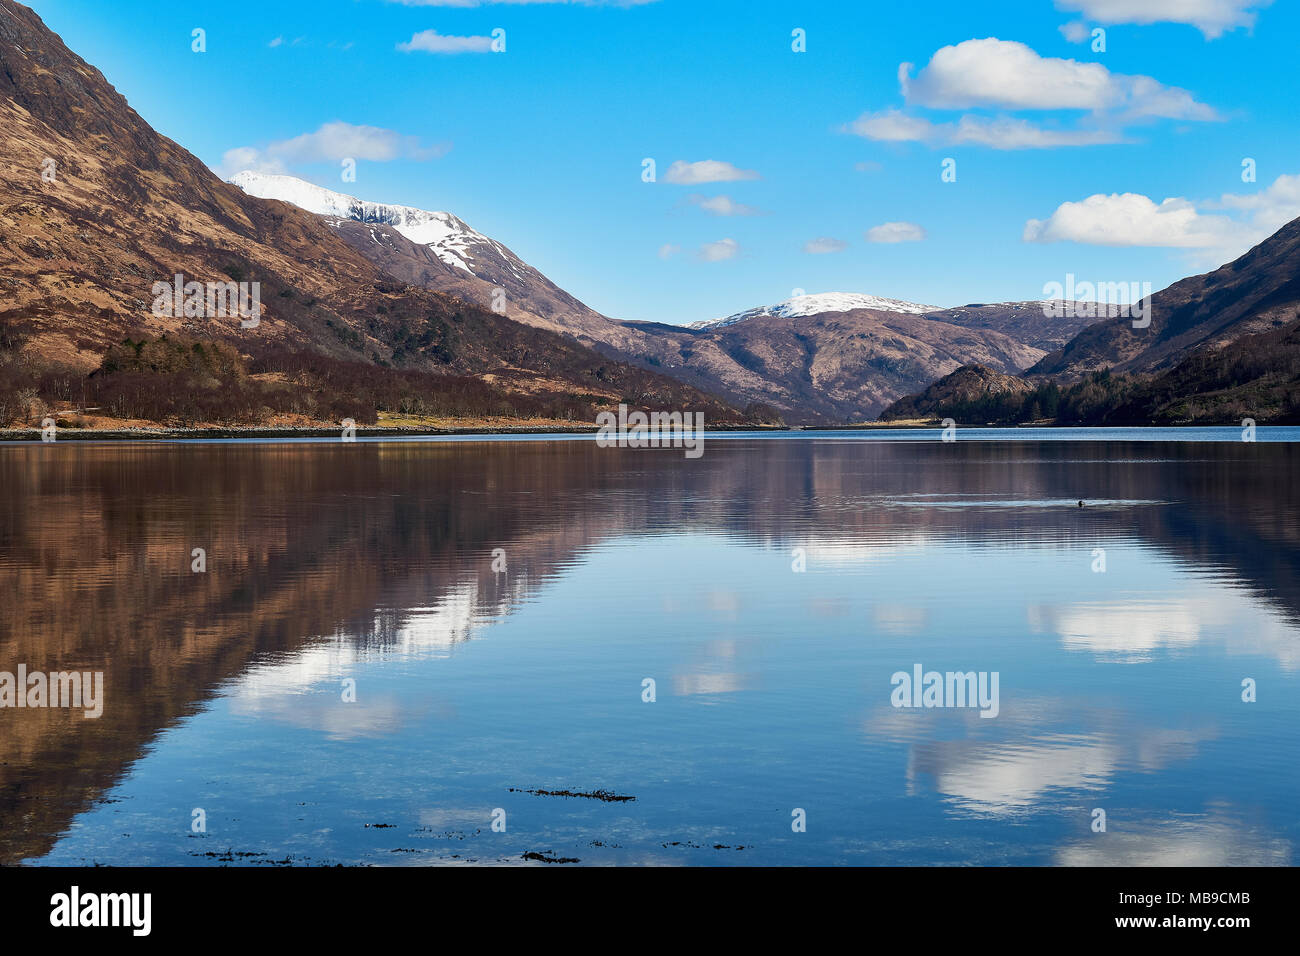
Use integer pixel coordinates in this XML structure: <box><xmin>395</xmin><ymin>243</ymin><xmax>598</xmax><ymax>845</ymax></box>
<box><xmin>657</xmin><ymin>243</ymin><xmax>680</xmax><ymax>259</ymax></box>
<box><xmin>397</xmin><ymin>30</ymin><xmax>494</xmax><ymax>53</ymax></box>
<box><xmin>1055</xmin><ymin>0</ymin><xmax>1273</xmax><ymax>39</ymax></box>
<box><xmin>847</xmin><ymin>109</ymin><xmax>1125</xmax><ymax>149</ymax></box>
<box><xmin>866</xmin><ymin>221</ymin><xmax>926</xmax><ymax>243</ymax></box>
<box><xmin>697</xmin><ymin>238</ymin><xmax>740</xmax><ymax>262</ymax></box>
<box><xmin>1059</xmin><ymin>20</ymin><xmax>1091</xmax><ymax>42</ymax></box>
<box><xmin>218</xmin><ymin>121</ymin><xmax>449</xmax><ymax>177</ymax></box>
<box><xmin>272</xmin><ymin>122</ymin><xmax>448</xmax><ymax>162</ymax></box>
<box><xmin>846</xmin><ymin>38</ymin><xmax>1214</xmax><ymax>151</ymax></box>
<box><xmin>803</xmin><ymin>237</ymin><xmax>848</xmax><ymax>254</ymax></box>
<box><xmin>1210</xmin><ymin>172</ymin><xmax>1300</xmax><ymax>234</ymax></box>
<box><xmin>954</xmin><ymin>115</ymin><xmax>1126</xmax><ymax>148</ymax></box>
<box><xmin>268</xmin><ymin>36</ymin><xmax>284</xmax><ymax>48</ymax></box>
<box><xmin>687</xmin><ymin>194</ymin><xmax>763</xmax><ymax>216</ymax></box>
<box><xmin>664</xmin><ymin>160</ymin><xmax>760</xmax><ymax>185</ymax></box>
<box><xmin>901</xmin><ymin>38</ymin><xmax>1215</xmax><ymax>120</ymax></box>
<box><xmin>1024</xmin><ymin>193</ymin><xmax>1241</xmax><ymax>247</ymax></box>
<box><xmin>1023</xmin><ymin>174</ymin><xmax>1300</xmax><ymax>262</ymax></box>
<box><xmin>218</xmin><ymin>146</ymin><xmax>286</xmax><ymax>177</ymax></box>
<box><xmin>847</xmin><ymin>109</ymin><xmax>938</xmax><ymax>143</ymax></box>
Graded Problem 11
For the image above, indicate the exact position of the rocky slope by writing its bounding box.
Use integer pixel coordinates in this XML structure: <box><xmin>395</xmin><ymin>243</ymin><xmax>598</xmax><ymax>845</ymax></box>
<box><xmin>1106</xmin><ymin>314</ymin><xmax>1300</xmax><ymax>423</ymax></box>
<box><xmin>881</xmin><ymin>313</ymin><xmax>1300</xmax><ymax>426</ymax></box>
<box><xmin>1030</xmin><ymin>217</ymin><xmax>1300</xmax><ymax>378</ymax></box>
<box><xmin>879</xmin><ymin>364</ymin><xmax>1035</xmax><ymax>421</ymax></box>
<box><xmin>229</xmin><ymin>172</ymin><xmax>615</xmax><ymax>340</ymax></box>
<box><xmin>924</xmin><ymin>301</ymin><xmax>1111</xmax><ymax>353</ymax></box>
<box><xmin>0</xmin><ymin>0</ymin><xmax>738</xmax><ymax>423</ymax></box>
<box><xmin>884</xmin><ymin>211</ymin><xmax>1300</xmax><ymax>425</ymax></box>
<box><xmin>611</xmin><ymin>307</ymin><xmax>1044</xmax><ymax>423</ymax></box>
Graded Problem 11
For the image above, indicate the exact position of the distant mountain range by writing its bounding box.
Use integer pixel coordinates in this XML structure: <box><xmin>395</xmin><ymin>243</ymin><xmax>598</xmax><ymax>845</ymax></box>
<box><xmin>688</xmin><ymin>292</ymin><xmax>941</xmax><ymax>330</ymax></box>
<box><xmin>3</xmin><ymin>0</ymin><xmax>1295</xmax><ymax>429</ymax></box>
<box><xmin>229</xmin><ymin>173</ymin><xmax>1105</xmax><ymax>422</ymax></box>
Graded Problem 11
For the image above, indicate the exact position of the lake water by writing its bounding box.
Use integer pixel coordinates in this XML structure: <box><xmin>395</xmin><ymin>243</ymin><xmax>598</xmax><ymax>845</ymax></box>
<box><xmin>2</xmin><ymin>431</ymin><xmax>1298</xmax><ymax>866</ymax></box>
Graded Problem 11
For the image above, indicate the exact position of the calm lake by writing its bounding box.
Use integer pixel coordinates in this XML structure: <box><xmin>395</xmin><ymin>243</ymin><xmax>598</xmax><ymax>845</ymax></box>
<box><xmin>2</xmin><ymin>430</ymin><xmax>1298</xmax><ymax>866</ymax></box>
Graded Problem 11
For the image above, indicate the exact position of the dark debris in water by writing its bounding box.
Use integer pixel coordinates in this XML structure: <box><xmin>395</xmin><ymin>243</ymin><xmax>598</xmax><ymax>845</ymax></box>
<box><xmin>415</xmin><ymin>827</ymin><xmax>471</xmax><ymax>840</ymax></box>
<box><xmin>662</xmin><ymin>841</ymin><xmax>745</xmax><ymax>850</ymax></box>
<box><xmin>510</xmin><ymin>787</ymin><xmax>636</xmax><ymax>803</ymax></box>
<box><xmin>193</xmin><ymin>849</ymin><xmax>266</xmax><ymax>861</ymax></box>
<box><xmin>522</xmin><ymin>851</ymin><xmax>581</xmax><ymax>864</ymax></box>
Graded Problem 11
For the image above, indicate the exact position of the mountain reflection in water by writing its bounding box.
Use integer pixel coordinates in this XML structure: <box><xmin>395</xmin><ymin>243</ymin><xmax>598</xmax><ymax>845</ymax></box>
<box><xmin>1</xmin><ymin>437</ymin><xmax>1296</xmax><ymax>865</ymax></box>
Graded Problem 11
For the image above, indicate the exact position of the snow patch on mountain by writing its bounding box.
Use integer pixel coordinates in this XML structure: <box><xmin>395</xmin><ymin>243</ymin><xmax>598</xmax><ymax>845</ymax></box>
<box><xmin>690</xmin><ymin>292</ymin><xmax>943</xmax><ymax>330</ymax></box>
<box><xmin>228</xmin><ymin>171</ymin><xmax>516</xmax><ymax>277</ymax></box>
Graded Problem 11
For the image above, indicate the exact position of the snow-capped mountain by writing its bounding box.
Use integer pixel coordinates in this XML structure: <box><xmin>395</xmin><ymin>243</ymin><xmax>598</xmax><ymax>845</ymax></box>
<box><xmin>228</xmin><ymin>171</ymin><xmax>611</xmax><ymax>336</ymax></box>
<box><xmin>229</xmin><ymin>171</ymin><xmax>525</xmax><ymax>278</ymax></box>
<box><xmin>689</xmin><ymin>292</ymin><xmax>943</xmax><ymax>331</ymax></box>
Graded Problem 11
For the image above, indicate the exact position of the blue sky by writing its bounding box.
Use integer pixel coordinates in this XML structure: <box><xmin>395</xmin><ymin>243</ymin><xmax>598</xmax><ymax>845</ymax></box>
<box><xmin>25</xmin><ymin>0</ymin><xmax>1300</xmax><ymax>323</ymax></box>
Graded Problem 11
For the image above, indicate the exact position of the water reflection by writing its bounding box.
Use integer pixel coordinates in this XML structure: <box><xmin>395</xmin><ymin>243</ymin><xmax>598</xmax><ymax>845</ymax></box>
<box><xmin>1</xmin><ymin>438</ymin><xmax>1297</xmax><ymax>865</ymax></box>
<box><xmin>1056</xmin><ymin>812</ymin><xmax>1291</xmax><ymax>866</ymax></box>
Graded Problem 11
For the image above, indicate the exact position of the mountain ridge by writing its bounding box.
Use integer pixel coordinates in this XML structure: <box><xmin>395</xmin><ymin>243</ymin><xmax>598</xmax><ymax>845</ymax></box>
<box><xmin>226</xmin><ymin>174</ymin><xmax>1093</xmax><ymax>422</ymax></box>
<box><xmin>1030</xmin><ymin>218</ymin><xmax>1300</xmax><ymax>379</ymax></box>
<box><xmin>0</xmin><ymin>0</ymin><xmax>743</xmax><ymax>427</ymax></box>
<box><xmin>227</xmin><ymin>170</ymin><xmax>615</xmax><ymax>340</ymax></box>
<box><xmin>690</xmin><ymin>292</ymin><xmax>943</xmax><ymax>330</ymax></box>
<box><xmin>880</xmin><ymin>218</ymin><xmax>1300</xmax><ymax>427</ymax></box>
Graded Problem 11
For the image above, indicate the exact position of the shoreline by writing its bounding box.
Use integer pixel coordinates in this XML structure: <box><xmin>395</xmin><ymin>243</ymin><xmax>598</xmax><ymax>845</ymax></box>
<box><xmin>0</xmin><ymin>421</ymin><xmax>1285</xmax><ymax>442</ymax></box>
